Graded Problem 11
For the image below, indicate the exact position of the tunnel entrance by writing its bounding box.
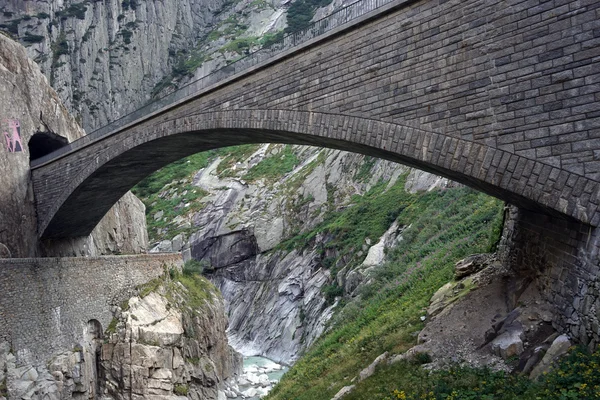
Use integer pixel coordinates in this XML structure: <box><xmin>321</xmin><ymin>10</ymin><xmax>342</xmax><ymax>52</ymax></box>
<box><xmin>28</xmin><ymin>132</ymin><xmax>68</xmax><ymax>162</ymax></box>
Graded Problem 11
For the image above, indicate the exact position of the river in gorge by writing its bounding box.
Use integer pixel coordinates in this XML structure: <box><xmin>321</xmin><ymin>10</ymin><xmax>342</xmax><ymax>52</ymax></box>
<box><xmin>226</xmin><ymin>355</ymin><xmax>289</xmax><ymax>399</ymax></box>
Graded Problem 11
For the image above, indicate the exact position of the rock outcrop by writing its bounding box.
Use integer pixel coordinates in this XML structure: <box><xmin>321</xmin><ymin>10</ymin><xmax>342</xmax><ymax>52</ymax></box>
<box><xmin>0</xmin><ymin>0</ymin><xmax>289</xmax><ymax>131</ymax></box>
<box><xmin>101</xmin><ymin>273</ymin><xmax>242</xmax><ymax>399</ymax></box>
<box><xmin>0</xmin><ymin>32</ymin><xmax>147</xmax><ymax>257</ymax></box>
<box><xmin>0</xmin><ymin>270</ymin><xmax>241</xmax><ymax>400</ymax></box>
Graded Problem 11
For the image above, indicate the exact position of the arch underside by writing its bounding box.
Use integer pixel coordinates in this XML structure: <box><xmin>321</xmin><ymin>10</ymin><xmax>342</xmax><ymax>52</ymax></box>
<box><xmin>36</xmin><ymin>111</ymin><xmax>598</xmax><ymax>239</ymax></box>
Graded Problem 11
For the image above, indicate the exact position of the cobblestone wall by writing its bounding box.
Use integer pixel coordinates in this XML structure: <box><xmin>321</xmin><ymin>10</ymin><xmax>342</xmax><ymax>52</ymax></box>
<box><xmin>499</xmin><ymin>206</ymin><xmax>600</xmax><ymax>346</ymax></box>
<box><xmin>0</xmin><ymin>253</ymin><xmax>182</xmax><ymax>366</ymax></box>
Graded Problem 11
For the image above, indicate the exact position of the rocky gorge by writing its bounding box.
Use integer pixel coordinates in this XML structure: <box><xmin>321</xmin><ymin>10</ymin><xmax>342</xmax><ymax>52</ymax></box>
<box><xmin>144</xmin><ymin>144</ymin><xmax>451</xmax><ymax>364</ymax></box>
<box><xmin>1</xmin><ymin>0</ymin><xmax>598</xmax><ymax>398</ymax></box>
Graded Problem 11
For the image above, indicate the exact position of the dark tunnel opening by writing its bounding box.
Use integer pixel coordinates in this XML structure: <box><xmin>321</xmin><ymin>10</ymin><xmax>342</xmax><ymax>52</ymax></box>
<box><xmin>28</xmin><ymin>131</ymin><xmax>69</xmax><ymax>161</ymax></box>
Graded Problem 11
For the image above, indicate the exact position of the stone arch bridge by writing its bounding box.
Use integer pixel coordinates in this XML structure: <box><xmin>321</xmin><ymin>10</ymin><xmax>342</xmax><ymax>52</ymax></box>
<box><xmin>29</xmin><ymin>0</ymin><xmax>600</xmax><ymax>345</ymax></box>
<box><xmin>32</xmin><ymin>0</ymin><xmax>600</xmax><ymax>239</ymax></box>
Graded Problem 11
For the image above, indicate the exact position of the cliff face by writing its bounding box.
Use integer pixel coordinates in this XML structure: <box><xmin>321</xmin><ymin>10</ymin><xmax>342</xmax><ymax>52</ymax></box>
<box><xmin>101</xmin><ymin>273</ymin><xmax>242</xmax><ymax>400</ymax></box>
<box><xmin>0</xmin><ymin>33</ymin><xmax>147</xmax><ymax>257</ymax></box>
<box><xmin>0</xmin><ymin>0</ymin><xmax>229</xmax><ymax>130</ymax></box>
<box><xmin>0</xmin><ymin>268</ymin><xmax>242</xmax><ymax>400</ymax></box>
<box><xmin>143</xmin><ymin>145</ymin><xmax>451</xmax><ymax>364</ymax></box>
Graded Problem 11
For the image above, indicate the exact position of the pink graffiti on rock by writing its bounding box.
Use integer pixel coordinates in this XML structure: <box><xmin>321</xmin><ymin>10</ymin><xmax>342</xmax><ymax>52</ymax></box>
<box><xmin>3</xmin><ymin>119</ymin><xmax>23</xmax><ymax>153</ymax></box>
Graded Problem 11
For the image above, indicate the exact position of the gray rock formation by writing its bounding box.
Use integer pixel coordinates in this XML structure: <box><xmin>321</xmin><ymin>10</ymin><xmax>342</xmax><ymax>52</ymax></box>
<box><xmin>0</xmin><ymin>0</ymin><xmax>292</xmax><ymax>131</ymax></box>
<box><xmin>147</xmin><ymin>144</ymin><xmax>450</xmax><ymax>364</ymax></box>
<box><xmin>0</xmin><ymin>272</ymin><xmax>242</xmax><ymax>400</ymax></box>
<box><xmin>0</xmin><ymin>33</ymin><xmax>147</xmax><ymax>257</ymax></box>
<box><xmin>101</xmin><ymin>275</ymin><xmax>242</xmax><ymax>400</ymax></box>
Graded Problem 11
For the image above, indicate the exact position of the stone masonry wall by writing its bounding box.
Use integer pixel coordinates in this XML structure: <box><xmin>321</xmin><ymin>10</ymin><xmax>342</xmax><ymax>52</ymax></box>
<box><xmin>34</xmin><ymin>0</ymin><xmax>600</xmax><ymax>237</ymax></box>
<box><xmin>499</xmin><ymin>206</ymin><xmax>600</xmax><ymax>347</ymax></box>
<box><xmin>0</xmin><ymin>253</ymin><xmax>182</xmax><ymax>366</ymax></box>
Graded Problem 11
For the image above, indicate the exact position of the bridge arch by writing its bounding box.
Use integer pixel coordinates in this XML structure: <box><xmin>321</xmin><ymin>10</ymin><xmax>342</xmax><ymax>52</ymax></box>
<box><xmin>32</xmin><ymin>110</ymin><xmax>596</xmax><ymax>239</ymax></box>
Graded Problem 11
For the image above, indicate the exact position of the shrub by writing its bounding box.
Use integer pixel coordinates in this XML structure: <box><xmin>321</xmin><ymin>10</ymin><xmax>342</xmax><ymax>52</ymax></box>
<box><xmin>183</xmin><ymin>259</ymin><xmax>206</xmax><ymax>276</ymax></box>
<box><xmin>174</xmin><ymin>384</ymin><xmax>189</xmax><ymax>396</ymax></box>
<box><xmin>285</xmin><ymin>0</ymin><xmax>333</xmax><ymax>34</ymax></box>
<box><xmin>22</xmin><ymin>32</ymin><xmax>44</xmax><ymax>44</ymax></box>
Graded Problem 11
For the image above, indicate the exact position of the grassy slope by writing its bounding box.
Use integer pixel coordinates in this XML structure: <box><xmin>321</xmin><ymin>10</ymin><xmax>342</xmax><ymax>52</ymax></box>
<box><xmin>267</xmin><ymin>184</ymin><xmax>504</xmax><ymax>400</ymax></box>
<box><xmin>267</xmin><ymin>180</ymin><xmax>600</xmax><ymax>400</ymax></box>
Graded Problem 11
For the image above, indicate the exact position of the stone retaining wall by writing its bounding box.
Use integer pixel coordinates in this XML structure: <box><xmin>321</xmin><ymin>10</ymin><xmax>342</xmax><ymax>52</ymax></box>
<box><xmin>0</xmin><ymin>253</ymin><xmax>182</xmax><ymax>366</ymax></box>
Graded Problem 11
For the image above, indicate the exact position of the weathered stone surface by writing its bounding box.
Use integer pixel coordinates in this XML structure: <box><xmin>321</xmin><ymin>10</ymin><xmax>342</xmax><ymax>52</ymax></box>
<box><xmin>455</xmin><ymin>254</ymin><xmax>494</xmax><ymax>280</ymax></box>
<box><xmin>359</xmin><ymin>352</ymin><xmax>388</xmax><ymax>382</ymax></box>
<box><xmin>530</xmin><ymin>334</ymin><xmax>572</xmax><ymax>380</ymax></box>
<box><xmin>491</xmin><ymin>329</ymin><xmax>524</xmax><ymax>359</ymax></box>
<box><xmin>331</xmin><ymin>385</ymin><xmax>355</xmax><ymax>400</ymax></box>
<box><xmin>498</xmin><ymin>206</ymin><xmax>600</xmax><ymax>346</ymax></box>
<box><xmin>0</xmin><ymin>254</ymin><xmax>182</xmax><ymax>367</ymax></box>
<box><xmin>31</xmin><ymin>0</ymin><xmax>600</xmax><ymax>239</ymax></box>
<box><xmin>101</xmin><ymin>276</ymin><xmax>242</xmax><ymax>400</ymax></box>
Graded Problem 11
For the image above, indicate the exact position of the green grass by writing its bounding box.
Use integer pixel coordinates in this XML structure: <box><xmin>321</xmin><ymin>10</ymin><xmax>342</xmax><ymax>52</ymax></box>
<box><xmin>132</xmin><ymin>152</ymin><xmax>221</xmax><ymax>242</ymax></box>
<box><xmin>174</xmin><ymin>384</ymin><xmax>189</xmax><ymax>396</ymax></box>
<box><xmin>342</xmin><ymin>345</ymin><xmax>600</xmax><ymax>399</ymax></box>
<box><xmin>266</xmin><ymin>185</ymin><xmax>504</xmax><ymax>400</ymax></box>
<box><xmin>244</xmin><ymin>145</ymin><xmax>300</xmax><ymax>182</ymax></box>
<box><xmin>216</xmin><ymin>144</ymin><xmax>262</xmax><ymax>176</ymax></box>
<box><xmin>135</xmin><ymin>264</ymin><xmax>218</xmax><ymax>311</ymax></box>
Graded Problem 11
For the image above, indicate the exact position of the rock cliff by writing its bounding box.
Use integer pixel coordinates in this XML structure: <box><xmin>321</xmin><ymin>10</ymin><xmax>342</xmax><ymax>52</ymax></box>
<box><xmin>0</xmin><ymin>0</ymin><xmax>289</xmax><ymax>131</ymax></box>
<box><xmin>0</xmin><ymin>269</ymin><xmax>242</xmax><ymax>400</ymax></box>
<box><xmin>101</xmin><ymin>272</ymin><xmax>242</xmax><ymax>400</ymax></box>
<box><xmin>0</xmin><ymin>33</ymin><xmax>147</xmax><ymax>257</ymax></box>
<box><xmin>143</xmin><ymin>144</ymin><xmax>451</xmax><ymax>363</ymax></box>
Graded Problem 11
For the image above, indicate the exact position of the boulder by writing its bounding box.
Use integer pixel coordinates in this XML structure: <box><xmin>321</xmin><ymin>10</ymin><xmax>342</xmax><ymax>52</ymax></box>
<box><xmin>530</xmin><ymin>334</ymin><xmax>572</xmax><ymax>380</ymax></box>
<box><xmin>331</xmin><ymin>385</ymin><xmax>355</xmax><ymax>400</ymax></box>
<box><xmin>491</xmin><ymin>329</ymin><xmax>524</xmax><ymax>359</ymax></box>
<box><xmin>359</xmin><ymin>352</ymin><xmax>388</xmax><ymax>382</ymax></box>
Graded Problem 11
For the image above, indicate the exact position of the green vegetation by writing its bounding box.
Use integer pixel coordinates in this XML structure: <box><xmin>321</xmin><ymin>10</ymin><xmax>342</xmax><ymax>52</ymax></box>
<box><xmin>120</xmin><ymin>28</ymin><xmax>133</xmax><ymax>44</ymax></box>
<box><xmin>122</xmin><ymin>0</ymin><xmax>138</xmax><ymax>11</ymax></box>
<box><xmin>175</xmin><ymin>270</ymin><xmax>218</xmax><ymax>309</ymax></box>
<box><xmin>285</xmin><ymin>0</ymin><xmax>334</xmax><ymax>34</ymax></box>
<box><xmin>215</xmin><ymin>144</ymin><xmax>261</xmax><ymax>176</ymax></box>
<box><xmin>105</xmin><ymin>317</ymin><xmax>118</xmax><ymax>335</ymax></box>
<box><xmin>132</xmin><ymin>152</ymin><xmax>217</xmax><ymax>199</ymax></box>
<box><xmin>174</xmin><ymin>384</ymin><xmax>189</xmax><ymax>396</ymax></box>
<box><xmin>0</xmin><ymin>19</ymin><xmax>20</xmax><ymax>35</ymax></box>
<box><xmin>353</xmin><ymin>156</ymin><xmax>376</xmax><ymax>182</ymax></box>
<box><xmin>55</xmin><ymin>2</ymin><xmax>88</xmax><ymax>20</ymax></box>
<box><xmin>135</xmin><ymin>263</ymin><xmax>218</xmax><ymax>311</ymax></box>
<box><xmin>0</xmin><ymin>377</ymin><xmax>6</xmax><ymax>397</ymax></box>
<box><xmin>22</xmin><ymin>32</ymin><xmax>44</xmax><ymax>44</ymax></box>
<box><xmin>340</xmin><ymin>345</ymin><xmax>600</xmax><ymax>399</ymax></box>
<box><xmin>219</xmin><ymin>37</ymin><xmax>259</xmax><ymax>55</ymax></box>
<box><xmin>260</xmin><ymin>31</ymin><xmax>284</xmax><ymax>48</ymax></box>
<box><xmin>244</xmin><ymin>145</ymin><xmax>299</xmax><ymax>182</ymax></box>
<box><xmin>266</xmin><ymin>184</ymin><xmax>504</xmax><ymax>400</ymax></box>
<box><xmin>52</xmin><ymin>32</ymin><xmax>69</xmax><ymax>61</ymax></box>
<box><xmin>183</xmin><ymin>259</ymin><xmax>206</xmax><ymax>276</ymax></box>
<box><xmin>137</xmin><ymin>276</ymin><xmax>164</xmax><ymax>299</ymax></box>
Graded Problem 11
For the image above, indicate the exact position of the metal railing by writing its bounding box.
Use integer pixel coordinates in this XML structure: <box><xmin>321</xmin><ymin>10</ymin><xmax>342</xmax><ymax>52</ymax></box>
<box><xmin>31</xmin><ymin>0</ymin><xmax>398</xmax><ymax>167</ymax></box>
